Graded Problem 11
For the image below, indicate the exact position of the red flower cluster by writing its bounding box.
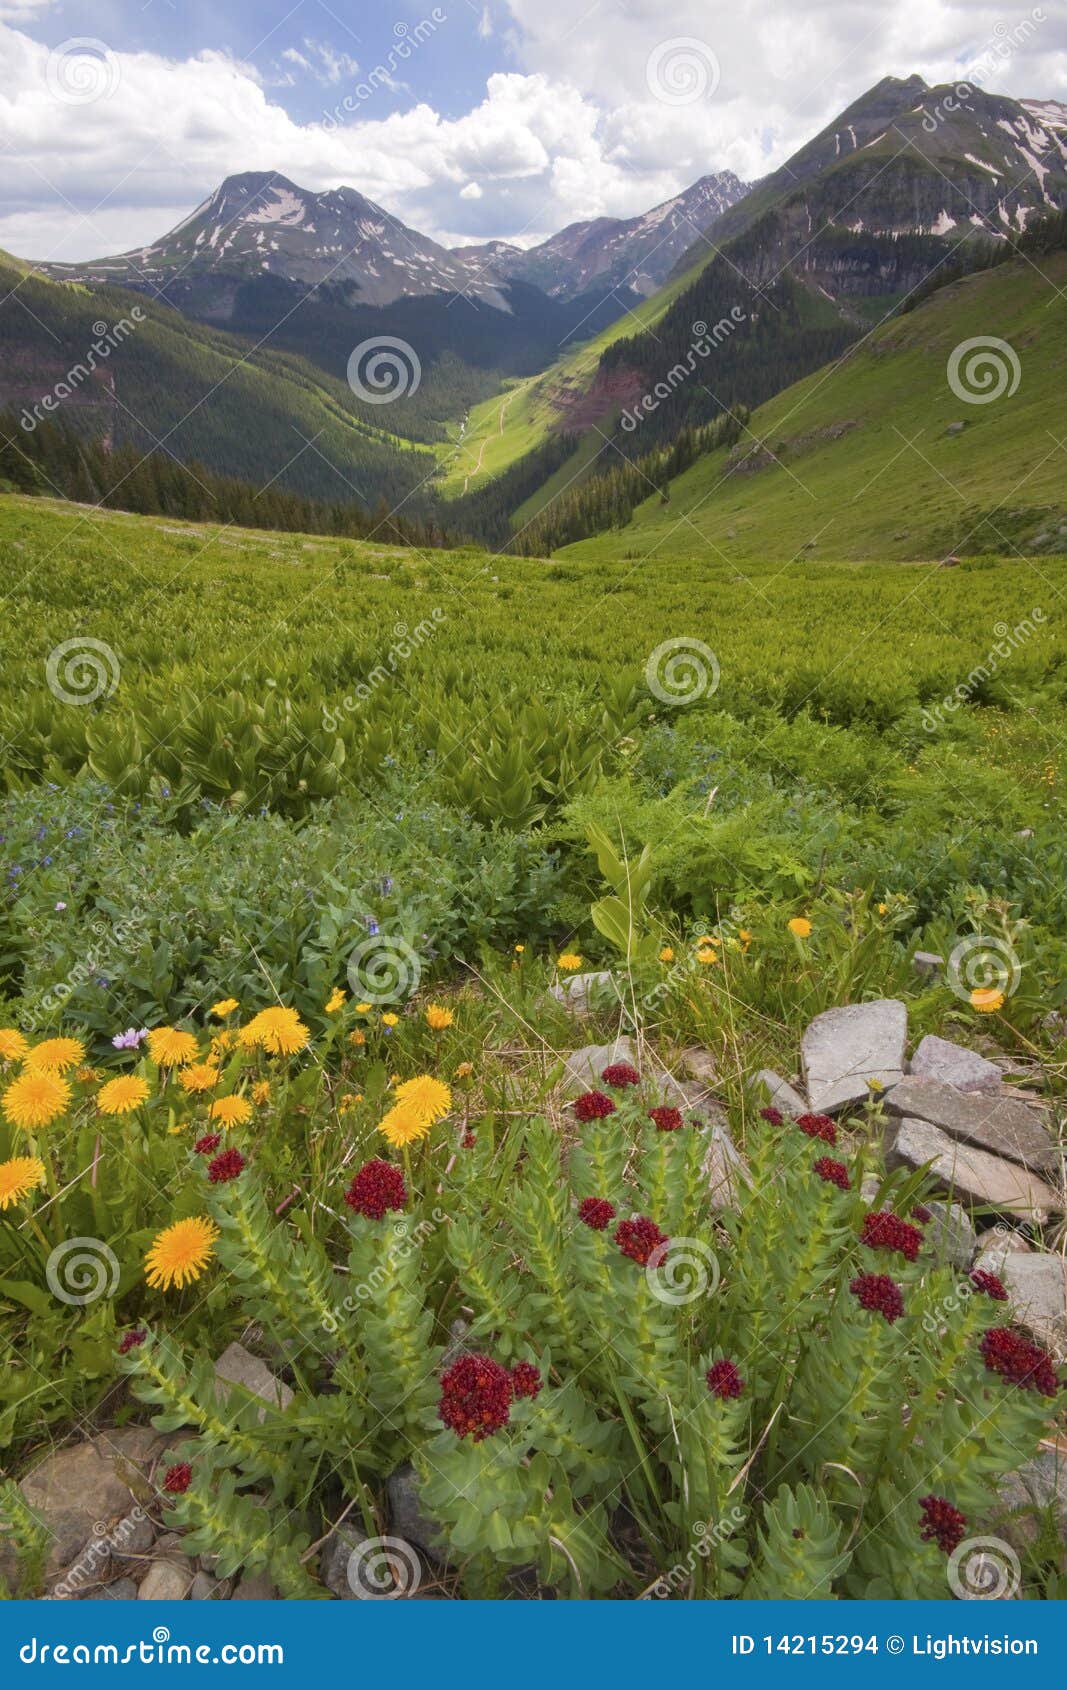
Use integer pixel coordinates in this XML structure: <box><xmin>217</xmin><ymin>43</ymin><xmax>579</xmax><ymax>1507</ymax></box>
<box><xmin>344</xmin><ymin>1158</ymin><xmax>408</xmax><ymax>1220</ymax></box>
<box><xmin>860</xmin><ymin>1210</ymin><xmax>923</xmax><ymax>1263</ymax></box>
<box><xmin>706</xmin><ymin>1359</ymin><xmax>744</xmax><ymax>1400</ymax></box>
<box><xmin>461</xmin><ymin>1132</ymin><xmax>477</xmax><ymax>1149</ymax></box>
<box><xmin>980</xmin><ymin>1327</ymin><xmax>1060</xmax><ymax>1397</ymax></box>
<box><xmin>813</xmin><ymin>1157</ymin><xmax>850</xmax><ymax>1190</ymax></box>
<box><xmin>601</xmin><ymin>1063</ymin><xmax>641</xmax><ymax>1088</ymax></box>
<box><xmin>615</xmin><ymin>1216</ymin><xmax>668</xmax><ymax>1266</ymax></box>
<box><xmin>194</xmin><ymin>1132</ymin><xmax>222</xmax><ymax>1155</ymax></box>
<box><xmin>759</xmin><ymin>1106</ymin><xmax>783</xmax><ymax>1125</ymax></box>
<box><xmin>918</xmin><ymin>1495</ymin><xmax>967</xmax><ymax>1554</ymax></box>
<box><xmin>510</xmin><ymin>1362</ymin><xmax>542</xmax><ymax>1400</ymax></box>
<box><xmin>117</xmin><ymin>1328</ymin><xmax>146</xmax><ymax>1355</ymax></box>
<box><xmin>438</xmin><ymin>1354</ymin><xmax>514</xmax><ymax>1441</ymax></box>
<box><xmin>578</xmin><ymin>1197</ymin><xmax>616</xmax><ymax>1231</ymax></box>
<box><xmin>162</xmin><ymin>1462</ymin><xmax>192</xmax><ymax>1495</ymax></box>
<box><xmin>911</xmin><ymin>1204</ymin><xmax>932</xmax><ymax>1224</ymax></box>
<box><xmin>969</xmin><ymin>1269</ymin><xmax>1008</xmax><ymax>1301</ymax></box>
<box><xmin>795</xmin><ymin>1112</ymin><xmax>837</xmax><ymax>1145</ymax></box>
<box><xmin>648</xmin><ymin>1105</ymin><xmax>683</xmax><ymax>1132</ymax></box>
<box><xmin>207</xmin><ymin>1148</ymin><xmax>246</xmax><ymax>1184</ymax></box>
<box><xmin>574</xmin><ymin>1090</ymin><xmax>617</xmax><ymax>1121</ymax></box>
<box><xmin>849</xmin><ymin>1273</ymin><xmax>904</xmax><ymax>1323</ymax></box>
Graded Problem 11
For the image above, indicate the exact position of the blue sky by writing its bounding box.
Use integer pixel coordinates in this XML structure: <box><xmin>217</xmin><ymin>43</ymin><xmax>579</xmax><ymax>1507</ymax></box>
<box><xmin>2</xmin><ymin>1</ymin><xmax>1066</xmax><ymax>261</ymax></box>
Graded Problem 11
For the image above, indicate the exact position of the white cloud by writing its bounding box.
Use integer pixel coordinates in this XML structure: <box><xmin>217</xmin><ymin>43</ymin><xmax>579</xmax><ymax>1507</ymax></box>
<box><xmin>0</xmin><ymin>3</ymin><xmax>1064</xmax><ymax>262</ymax></box>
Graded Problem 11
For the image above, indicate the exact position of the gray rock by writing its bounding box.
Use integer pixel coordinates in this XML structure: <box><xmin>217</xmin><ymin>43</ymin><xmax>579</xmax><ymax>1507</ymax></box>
<box><xmin>913</xmin><ymin>951</ymin><xmax>944</xmax><ymax>978</ymax></box>
<box><xmin>138</xmin><ymin>1560</ymin><xmax>193</xmax><ymax>1600</ymax></box>
<box><xmin>214</xmin><ymin>1342</ymin><xmax>294</xmax><ymax>1420</ymax></box>
<box><xmin>96</xmin><ymin>1577</ymin><xmax>139</xmax><ymax>1601</ymax></box>
<box><xmin>885</xmin><ymin>1076</ymin><xmax>1055</xmax><ymax>1171</ymax></box>
<box><xmin>386</xmin><ymin>1465</ymin><xmax>450</xmax><ymax>1569</ymax></box>
<box><xmin>20</xmin><ymin>1429</ymin><xmax>166</xmax><ymax>1578</ymax></box>
<box><xmin>698</xmin><ymin>1118</ymin><xmax>747</xmax><ymax>1211</ymax></box>
<box><xmin>909</xmin><ymin>1034</ymin><xmax>1002</xmax><ymax>1094</ymax></box>
<box><xmin>231</xmin><ymin>1570</ymin><xmax>279</xmax><ymax>1600</ymax></box>
<box><xmin>679</xmin><ymin>1047</ymin><xmax>719</xmax><ymax>1085</ymax></box>
<box><xmin>549</xmin><ymin>971</ymin><xmax>620</xmax><ymax>1016</ymax></box>
<box><xmin>886</xmin><ymin>1117</ymin><xmax>1061</xmax><ymax>1223</ymax></box>
<box><xmin>1016</xmin><ymin>1450</ymin><xmax>1067</xmax><ymax>1534</ymax></box>
<box><xmin>750</xmin><ymin>1068</ymin><xmax>806</xmax><ymax>1117</ymax></box>
<box><xmin>320</xmin><ymin>1527</ymin><xmax>372</xmax><ymax>1600</ymax></box>
<box><xmin>562</xmin><ymin>1036</ymin><xmax>637</xmax><ymax>1097</ymax></box>
<box><xmin>801</xmin><ymin>999</ymin><xmax>907</xmax><ymax>1114</ymax></box>
<box><xmin>988</xmin><ymin>1254</ymin><xmax>1067</xmax><ymax>1358</ymax></box>
<box><xmin>922</xmin><ymin>1200</ymin><xmax>977</xmax><ymax>1270</ymax></box>
<box><xmin>113</xmin><ymin>1510</ymin><xmax>155</xmax><ymax>1564</ymax></box>
<box><xmin>189</xmin><ymin>1570</ymin><xmax>226</xmax><ymax>1600</ymax></box>
<box><xmin>973</xmin><ymin>1225</ymin><xmax>1033</xmax><ymax>1277</ymax></box>
<box><xmin>945</xmin><ymin>421</ymin><xmax>966</xmax><ymax>435</ymax></box>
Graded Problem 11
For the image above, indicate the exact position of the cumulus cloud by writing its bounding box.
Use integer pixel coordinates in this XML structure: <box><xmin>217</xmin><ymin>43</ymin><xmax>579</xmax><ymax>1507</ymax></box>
<box><xmin>0</xmin><ymin>2</ymin><xmax>1064</xmax><ymax>262</ymax></box>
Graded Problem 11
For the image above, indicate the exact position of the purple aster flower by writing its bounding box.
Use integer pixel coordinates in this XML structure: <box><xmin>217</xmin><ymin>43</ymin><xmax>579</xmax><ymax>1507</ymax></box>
<box><xmin>55</xmin><ymin>901</ymin><xmax>67</xmax><ymax>912</ymax></box>
<box><xmin>112</xmin><ymin>1027</ymin><xmax>149</xmax><ymax>1050</ymax></box>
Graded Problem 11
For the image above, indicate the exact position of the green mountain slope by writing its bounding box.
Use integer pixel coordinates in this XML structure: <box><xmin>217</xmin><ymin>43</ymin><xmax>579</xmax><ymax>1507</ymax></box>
<box><xmin>561</xmin><ymin>248</ymin><xmax>1067</xmax><ymax>563</ymax></box>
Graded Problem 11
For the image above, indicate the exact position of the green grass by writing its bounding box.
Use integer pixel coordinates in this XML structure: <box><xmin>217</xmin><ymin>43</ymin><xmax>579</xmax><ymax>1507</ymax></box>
<box><xmin>564</xmin><ymin>252</ymin><xmax>1067</xmax><ymax>564</ymax></box>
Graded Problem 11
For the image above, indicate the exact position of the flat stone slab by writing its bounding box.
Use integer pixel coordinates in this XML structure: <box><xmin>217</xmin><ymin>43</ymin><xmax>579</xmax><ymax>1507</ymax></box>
<box><xmin>909</xmin><ymin>1034</ymin><xmax>1002</xmax><ymax>1093</ymax></box>
<box><xmin>885</xmin><ymin>1076</ymin><xmax>1055</xmax><ymax>1171</ymax></box>
<box><xmin>549</xmin><ymin>971</ymin><xmax>621</xmax><ymax>1016</ymax></box>
<box><xmin>750</xmin><ymin>1068</ymin><xmax>806</xmax><ymax>1117</ymax></box>
<box><xmin>985</xmin><ymin>1254</ymin><xmax>1067</xmax><ymax>1359</ymax></box>
<box><xmin>214</xmin><ymin>1342</ymin><xmax>294</xmax><ymax>1420</ymax></box>
<box><xmin>922</xmin><ymin>1200</ymin><xmax>976</xmax><ymax>1271</ymax></box>
<box><xmin>887</xmin><ymin>1117</ymin><xmax>1061</xmax><ymax>1224</ymax></box>
<box><xmin>801</xmin><ymin>999</ymin><xmax>907</xmax><ymax>1114</ymax></box>
<box><xmin>562</xmin><ymin>1036</ymin><xmax>637</xmax><ymax>1097</ymax></box>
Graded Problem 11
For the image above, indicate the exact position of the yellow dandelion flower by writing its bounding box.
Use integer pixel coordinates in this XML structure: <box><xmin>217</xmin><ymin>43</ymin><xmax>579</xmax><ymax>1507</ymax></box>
<box><xmin>144</xmin><ymin>1216</ymin><xmax>219</xmax><ymax>1290</ymax></box>
<box><xmin>75</xmin><ymin>1066</ymin><xmax>100</xmax><ymax>1084</ymax></box>
<box><xmin>514</xmin><ymin>944</ymin><xmax>525</xmax><ymax>954</ymax></box>
<box><xmin>695</xmin><ymin>934</ymin><xmax>718</xmax><ymax>948</ymax></box>
<box><xmin>425</xmin><ymin>1004</ymin><xmax>454</xmax><ymax>1031</ymax></box>
<box><xmin>97</xmin><ymin>1075</ymin><xmax>151</xmax><ymax>1117</ymax></box>
<box><xmin>251</xmin><ymin>1080</ymin><xmax>270</xmax><ymax>1105</ymax></box>
<box><xmin>178</xmin><ymin>1063</ymin><xmax>221</xmax><ymax>1095</ymax></box>
<box><xmin>394</xmin><ymin>1074</ymin><xmax>452</xmax><ymax>1126</ymax></box>
<box><xmin>454</xmin><ymin>1060</ymin><xmax>474</xmax><ymax>1079</ymax></box>
<box><xmin>557</xmin><ymin>953</ymin><xmax>582</xmax><ymax>971</ymax></box>
<box><xmin>788</xmin><ymin>917</ymin><xmax>812</xmax><ymax>939</ymax></box>
<box><xmin>349</xmin><ymin>1030</ymin><xmax>366</xmax><ymax>1048</ymax></box>
<box><xmin>147</xmin><ymin>1027</ymin><xmax>199</xmax><ymax>1067</ymax></box>
<box><xmin>325</xmin><ymin>988</ymin><xmax>346</xmax><ymax>1014</ymax></box>
<box><xmin>355</xmin><ymin>1002</ymin><xmax>372</xmax><ymax>1015</ymax></box>
<box><xmin>0</xmin><ymin>1029</ymin><xmax>28</xmax><ymax>1063</ymax></box>
<box><xmin>877</xmin><ymin>903</ymin><xmax>888</xmax><ymax>916</ymax></box>
<box><xmin>970</xmin><ymin>987</ymin><xmax>1005</xmax><ymax>1014</ymax></box>
<box><xmin>658</xmin><ymin>946</ymin><xmax>675</xmax><ymax>963</ymax></box>
<box><xmin>25</xmin><ymin>1036</ymin><xmax>85</xmax><ymax>1073</ymax></box>
<box><xmin>209</xmin><ymin>998</ymin><xmax>240</xmax><ymax>1019</ymax></box>
<box><xmin>381</xmin><ymin>1012</ymin><xmax>399</xmax><ymax>1028</ymax></box>
<box><xmin>209</xmin><ymin>1095</ymin><xmax>253</xmax><ymax>1127</ymax></box>
<box><xmin>739</xmin><ymin>929</ymin><xmax>752</xmax><ymax>944</ymax></box>
<box><xmin>239</xmin><ymin>1006</ymin><xmax>310</xmax><ymax>1057</ymax></box>
<box><xmin>3</xmin><ymin>1068</ymin><xmax>70</xmax><ymax>1130</ymax></box>
<box><xmin>696</xmin><ymin>946</ymin><xmax>719</xmax><ymax>965</ymax></box>
<box><xmin>0</xmin><ymin>1155</ymin><xmax>46</xmax><ymax>1210</ymax></box>
<box><xmin>211</xmin><ymin>1030</ymin><xmax>237</xmax><ymax>1056</ymax></box>
<box><xmin>377</xmin><ymin>1102</ymin><xmax>430</xmax><ymax>1148</ymax></box>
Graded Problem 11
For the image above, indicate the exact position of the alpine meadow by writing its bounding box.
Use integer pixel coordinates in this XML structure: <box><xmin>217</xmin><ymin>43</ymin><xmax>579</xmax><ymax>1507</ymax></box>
<box><xmin>2</xmin><ymin>1</ymin><xmax>1067</xmax><ymax>1623</ymax></box>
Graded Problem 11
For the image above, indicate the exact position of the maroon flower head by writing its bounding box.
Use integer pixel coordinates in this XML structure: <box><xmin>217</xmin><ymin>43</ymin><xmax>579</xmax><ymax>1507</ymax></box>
<box><xmin>969</xmin><ymin>1269</ymin><xmax>1009</xmax><ymax>1301</ymax></box>
<box><xmin>461</xmin><ymin>1132</ymin><xmax>477</xmax><ymax>1149</ymax></box>
<box><xmin>438</xmin><ymin>1353</ymin><xmax>513</xmax><ymax>1441</ymax></box>
<box><xmin>911</xmin><ymin>1204</ymin><xmax>932</xmax><ymax>1224</ymax></box>
<box><xmin>860</xmin><ymin>1210</ymin><xmax>923</xmax><ymax>1263</ymax></box>
<box><xmin>649</xmin><ymin>1105</ymin><xmax>684</xmax><ymax>1132</ymax></box>
<box><xmin>574</xmin><ymin>1090</ymin><xmax>617</xmax><ymax>1121</ymax></box>
<box><xmin>207</xmin><ymin>1147</ymin><xmax>246</xmax><ymax>1184</ymax></box>
<box><xmin>796</xmin><ymin>1112</ymin><xmax>837</xmax><ymax>1145</ymax></box>
<box><xmin>344</xmin><ymin>1158</ymin><xmax>407</xmax><ymax>1221</ymax></box>
<box><xmin>601</xmin><ymin>1063</ymin><xmax>641</xmax><ymax>1089</ymax></box>
<box><xmin>849</xmin><ymin>1272</ymin><xmax>905</xmax><ymax>1323</ymax></box>
<box><xmin>759</xmin><ymin>1106</ymin><xmax>783</xmax><ymax>1125</ymax></box>
<box><xmin>118</xmin><ymin>1328</ymin><xmax>146</xmax><ymax>1355</ymax></box>
<box><xmin>706</xmin><ymin>1359</ymin><xmax>744</xmax><ymax>1400</ymax></box>
<box><xmin>615</xmin><ymin>1215</ymin><xmax>669</xmax><ymax>1267</ymax></box>
<box><xmin>919</xmin><ymin>1495</ymin><xmax>967</xmax><ymax>1554</ymax></box>
<box><xmin>980</xmin><ymin>1327</ymin><xmax>1060</xmax><ymax>1397</ymax></box>
<box><xmin>162</xmin><ymin>1462</ymin><xmax>192</xmax><ymax>1495</ymax></box>
<box><xmin>578</xmin><ymin>1196</ymin><xmax>616</xmax><ymax>1231</ymax></box>
<box><xmin>510</xmin><ymin>1362</ymin><xmax>542</xmax><ymax>1400</ymax></box>
<box><xmin>814</xmin><ymin>1156</ymin><xmax>850</xmax><ymax>1190</ymax></box>
<box><xmin>194</xmin><ymin>1132</ymin><xmax>222</xmax><ymax>1155</ymax></box>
